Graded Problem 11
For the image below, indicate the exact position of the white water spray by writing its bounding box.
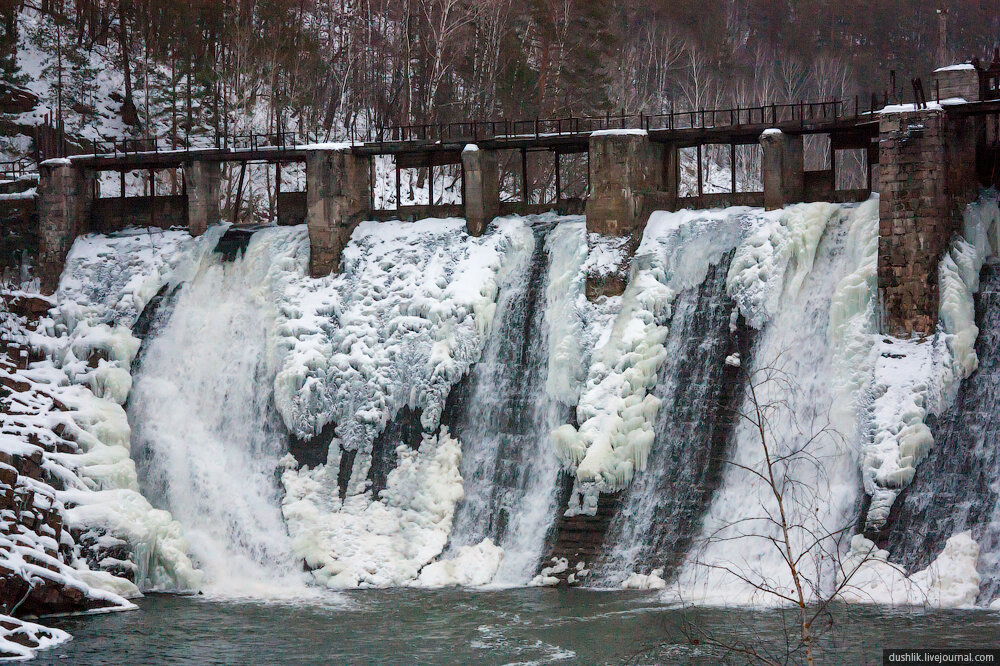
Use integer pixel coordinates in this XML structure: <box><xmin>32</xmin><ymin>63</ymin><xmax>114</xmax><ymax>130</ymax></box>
<box><xmin>128</xmin><ymin>229</ymin><xmax>314</xmax><ymax>598</ymax></box>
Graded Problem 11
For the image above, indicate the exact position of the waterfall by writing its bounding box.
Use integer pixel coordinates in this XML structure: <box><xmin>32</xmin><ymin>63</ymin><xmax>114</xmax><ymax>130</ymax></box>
<box><xmin>675</xmin><ymin>206</ymin><xmax>862</xmax><ymax>603</ymax></box>
<box><xmin>128</xmin><ymin>229</ymin><xmax>311</xmax><ymax>597</ymax></box>
<box><xmin>593</xmin><ymin>254</ymin><xmax>746</xmax><ymax>585</ymax></box>
<box><xmin>883</xmin><ymin>262</ymin><xmax>1000</xmax><ymax>604</ymax></box>
<box><xmin>444</xmin><ymin>221</ymin><xmax>571</xmax><ymax>584</ymax></box>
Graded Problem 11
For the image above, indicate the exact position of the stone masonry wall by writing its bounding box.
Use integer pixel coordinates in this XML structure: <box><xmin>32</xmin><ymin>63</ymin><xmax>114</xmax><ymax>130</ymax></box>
<box><xmin>585</xmin><ymin>132</ymin><xmax>664</xmax><ymax>299</ymax></box>
<box><xmin>37</xmin><ymin>163</ymin><xmax>94</xmax><ymax>294</ymax></box>
<box><xmin>877</xmin><ymin>109</ymin><xmax>978</xmax><ymax>336</ymax></box>
<box><xmin>306</xmin><ymin>149</ymin><xmax>372</xmax><ymax>277</ymax></box>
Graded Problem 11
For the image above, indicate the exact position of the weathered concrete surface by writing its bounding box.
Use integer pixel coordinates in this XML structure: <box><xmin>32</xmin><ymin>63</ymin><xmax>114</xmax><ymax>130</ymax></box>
<box><xmin>877</xmin><ymin>109</ymin><xmax>979</xmax><ymax>336</ymax></box>
<box><xmin>277</xmin><ymin>191</ymin><xmax>307</xmax><ymax>226</ymax></box>
<box><xmin>760</xmin><ymin>130</ymin><xmax>804</xmax><ymax>210</ymax></box>
<box><xmin>585</xmin><ymin>132</ymin><xmax>664</xmax><ymax>299</ymax></box>
<box><xmin>461</xmin><ymin>146</ymin><xmax>500</xmax><ymax>237</ymax></box>
<box><xmin>183</xmin><ymin>160</ymin><xmax>220</xmax><ymax>237</ymax></box>
<box><xmin>306</xmin><ymin>149</ymin><xmax>372</xmax><ymax>277</ymax></box>
<box><xmin>586</xmin><ymin>132</ymin><xmax>664</xmax><ymax>236</ymax></box>
<box><xmin>90</xmin><ymin>195</ymin><xmax>188</xmax><ymax>234</ymax></box>
<box><xmin>37</xmin><ymin>162</ymin><xmax>94</xmax><ymax>294</ymax></box>
<box><xmin>933</xmin><ymin>65</ymin><xmax>981</xmax><ymax>102</ymax></box>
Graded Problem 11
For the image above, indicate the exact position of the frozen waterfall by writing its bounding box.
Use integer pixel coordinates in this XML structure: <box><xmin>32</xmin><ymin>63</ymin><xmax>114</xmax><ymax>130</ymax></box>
<box><xmin>128</xmin><ymin>229</ymin><xmax>313</xmax><ymax>597</ymax></box>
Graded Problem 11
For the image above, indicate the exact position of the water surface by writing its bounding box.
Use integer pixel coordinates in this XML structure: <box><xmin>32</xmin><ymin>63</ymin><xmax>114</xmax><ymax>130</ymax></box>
<box><xmin>37</xmin><ymin>590</ymin><xmax>1000</xmax><ymax>665</ymax></box>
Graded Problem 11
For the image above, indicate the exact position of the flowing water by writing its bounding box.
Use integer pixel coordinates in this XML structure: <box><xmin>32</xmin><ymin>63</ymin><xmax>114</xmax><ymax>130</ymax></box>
<box><xmin>676</xmin><ymin>208</ymin><xmax>863</xmax><ymax>602</ymax></box>
<box><xmin>445</xmin><ymin>222</ymin><xmax>570</xmax><ymax>584</ymax></box>
<box><xmin>884</xmin><ymin>261</ymin><xmax>1000</xmax><ymax>604</ymax></box>
<box><xmin>38</xmin><ymin>591</ymin><xmax>1000</xmax><ymax>665</ymax></box>
<box><xmin>595</xmin><ymin>256</ymin><xmax>748</xmax><ymax>584</ymax></box>
<box><xmin>128</xmin><ymin>234</ymin><xmax>310</xmax><ymax>596</ymax></box>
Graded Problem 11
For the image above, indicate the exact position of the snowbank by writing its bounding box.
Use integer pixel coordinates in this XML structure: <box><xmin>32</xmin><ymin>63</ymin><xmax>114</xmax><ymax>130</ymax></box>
<box><xmin>281</xmin><ymin>430</ymin><xmax>465</xmax><ymax>588</ymax></box>
<box><xmin>861</xmin><ymin>192</ymin><xmax>1000</xmax><ymax>530</ymax></box>
<box><xmin>839</xmin><ymin>532</ymin><xmax>980</xmax><ymax>607</ymax></box>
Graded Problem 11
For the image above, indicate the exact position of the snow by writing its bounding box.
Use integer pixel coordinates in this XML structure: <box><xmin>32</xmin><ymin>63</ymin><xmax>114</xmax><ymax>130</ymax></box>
<box><xmin>589</xmin><ymin>129</ymin><xmax>648</xmax><ymax>137</ymax></box>
<box><xmin>861</xmin><ymin>192</ymin><xmax>1000</xmax><ymax>531</ymax></box>
<box><xmin>463</xmin><ymin>144</ymin><xmax>479</xmax><ymax>153</ymax></box>
<box><xmin>272</xmin><ymin>217</ymin><xmax>530</xmax><ymax>465</ymax></box>
<box><xmin>553</xmin><ymin>207</ymin><xmax>744</xmax><ymax>501</ymax></box>
<box><xmin>839</xmin><ymin>532</ymin><xmax>980</xmax><ymax>607</ymax></box>
<box><xmin>621</xmin><ymin>568</ymin><xmax>666</xmax><ymax>590</ymax></box>
<box><xmin>0</xmin><ymin>614</ymin><xmax>71</xmax><ymax>661</ymax></box>
<box><xmin>877</xmin><ymin>100</ymin><xmax>968</xmax><ymax>114</ymax></box>
<box><xmin>934</xmin><ymin>63</ymin><xmax>976</xmax><ymax>72</ymax></box>
<box><xmin>582</xmin><ymin>234</ymin><xmax>630</xmax><ymax>278</ymax></box>
<box><xmin>281</xmin><ymin>429</ymin><xmax>465</xmax><ymax>588</ymax></box>
<box><xmin>414</xmin><ymin>539</ymin><xmax>504</xmax><ymax>587</ymax></box>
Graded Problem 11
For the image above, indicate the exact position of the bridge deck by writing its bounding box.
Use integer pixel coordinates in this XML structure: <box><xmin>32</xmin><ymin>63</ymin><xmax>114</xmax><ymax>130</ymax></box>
<box><xmin>66</xmin><ymin>113</ymin><xmax>880</xmax><ymax>173</ymax></box>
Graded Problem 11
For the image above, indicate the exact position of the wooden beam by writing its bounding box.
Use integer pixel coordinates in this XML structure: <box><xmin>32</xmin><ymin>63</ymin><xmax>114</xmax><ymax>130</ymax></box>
<box><xmin>697</xmin><ymin>144</ymin><xmax>703</xmax><ymax>197</ymax></box>
<box><xmin>554</xmin><ymin>151</ymin><xmax>561</xmax><ymax>203</ymax></box>
<box><xmin>521</xmin><ymin>148</ymin><xmax>529</xmax><ymax>204</ymax></box>
<box><xmin>730</xmin><ymin>143</ymin><xmax>736</xmax><ymax>193</ymax></box>
<box><xmin>233</xmin><ymin>162</ymin><xmax>246</xmax><ymax>224</ymax></box>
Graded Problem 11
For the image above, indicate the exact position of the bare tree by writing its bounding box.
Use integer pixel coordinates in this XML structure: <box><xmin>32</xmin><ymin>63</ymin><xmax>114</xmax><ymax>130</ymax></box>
<box><xmin>653</xmin><ymin>358</ymin><xmax>899</xmax><ymax>665</ymax></box>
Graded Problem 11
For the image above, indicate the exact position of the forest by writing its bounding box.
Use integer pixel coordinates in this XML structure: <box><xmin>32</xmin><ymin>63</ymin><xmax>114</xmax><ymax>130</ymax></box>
<box><xmin>3</xmin><ymin>0</ymin><xmax>999</xmax><ymax>150</ymax></box>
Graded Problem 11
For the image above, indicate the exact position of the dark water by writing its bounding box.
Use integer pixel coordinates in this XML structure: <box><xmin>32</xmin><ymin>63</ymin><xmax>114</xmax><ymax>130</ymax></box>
<box><xmin>884</xmin><ymin>263</ymin><xmax>1000</xmax><ymax>603</ymax></box>
<box><xmin>35</xmin><ymin>591</ymin><xmax>1000</xmax><ymax>665</ymax></box>
<box><xmin>595</xmin><ymin>253</ymin><xmax>749</xmax><ymax>585</ymax></box>
<box><xmin>445</xmin><ymin>222</ymin><xmax>569</xmax><ymax>582</ymax></box>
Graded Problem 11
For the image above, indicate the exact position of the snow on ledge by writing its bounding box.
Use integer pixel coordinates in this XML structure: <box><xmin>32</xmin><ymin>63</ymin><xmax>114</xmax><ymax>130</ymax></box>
<box><xmin>934</xmin><ymin>63</ymin><xmax>976</xmax><ymax>72</ymax></box>
<box><xmin>589</xmin><ymin>128</ymin><xmax>648</xmax><ymax>137</ymax></box>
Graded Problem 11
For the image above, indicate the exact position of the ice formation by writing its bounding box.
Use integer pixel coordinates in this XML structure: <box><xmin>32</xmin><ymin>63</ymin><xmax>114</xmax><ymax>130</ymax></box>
<box><xmin>5</xmin><ymin>229</ymin><xmax>206</xmax><ymax>594</ymax></box>
<box><xmin>281</xmin><ymin>430</ymin><xmax>465</xmax><ymax>588</ymax></box>
<box><xmin>414</xmin><ymin>539</ymin><xmax>505</xmax><ymax>587</ymax></box>
<box><xmin>621</xmin><ymin>568</ymin><xmax>667</xmax><ymax>590</ymax></box>
<box><xmin>861</xmin><ymin>192</ymin><xmax>1000</xmax><ymax>530</ymax></box>
<box><xmin>839</xmin><ymin>531</ymin><xmax>981</xmax><ymax>607</ymax></box>
<box><xmin>553</xmin><ymin>207</ymin><xmax>745</xmax><ymax>508</ymax></box>
<box><xmin>272</xmin><ymin>217</ymin><xmax>530</xmax><ymax>459</ymax></box>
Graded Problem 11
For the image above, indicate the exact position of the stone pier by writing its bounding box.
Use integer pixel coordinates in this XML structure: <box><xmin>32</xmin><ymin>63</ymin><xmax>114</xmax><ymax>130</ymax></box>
<box><xmin>306</xmin><ymin>148</ymin><xmax>372</xmax><ymax>277</ymax></box>
<box><xmin>182</xmin><ymin>160</ymin><xmax>221</xmax><ymax>237</ymax></box>
<box><xmin>37</xmin><ymin>160</ymin><xmax>94</xmax><ymax>294</ymax></box>
<box><xmin>760</xmin><ymin>130</ymin><xmax>805</xmax><ymax>211</ymax></box>
<box><xmin>585</xmin><ymin>131</ymin><xmax>665</xmax><ymax>298</ymax></box>
<box><xmin>876</xmin><ymin>107</ymin><xmax>979</xmax><ymax>336</ymax></box>
<box><xmin>461</xmin><ymin>145</ymin><xmax>500</xmax><ymax>237</ymax></box>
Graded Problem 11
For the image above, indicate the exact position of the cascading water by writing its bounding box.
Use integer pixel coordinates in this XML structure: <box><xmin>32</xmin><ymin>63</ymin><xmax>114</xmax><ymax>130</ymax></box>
<box><xmin>883</xmin><ymin>261</ymin><xmax>1000</xmax><ymax>604</ymax></box>
<box><xmin>675</xmin><ymin>205</ymin><xmax>863</xmax><ymax>603</ymax></box>
<box><xmin>128</xmin><ymin>228</ymin><xmax>311</xmax><ymax>597</ymax></box>
<box><xmin>594</xmin><ymin>255</ymin><xmax>747</xmax><ymax>585</ymax></box>
<box><xmin>444</xmin><ymin>221</ymin><xmax>571</xmax><ymax>584</ymax></box>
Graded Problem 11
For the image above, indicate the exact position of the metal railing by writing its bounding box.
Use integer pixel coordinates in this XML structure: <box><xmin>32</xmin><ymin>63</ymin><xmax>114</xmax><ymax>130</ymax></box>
<box><xmin>0</xmin><ymin>158</ymin><xmax>35</xmax><ymax>182</ymax></box>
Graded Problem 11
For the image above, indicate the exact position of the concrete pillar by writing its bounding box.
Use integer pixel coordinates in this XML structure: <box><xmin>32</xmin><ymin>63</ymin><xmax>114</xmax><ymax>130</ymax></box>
<box><xmin>37</xmin><ymin>160</ymin><xmax>94</xmax><ymax>294</ymax></box>
<box><xmin>183</xmin><ymin>161</ymin><xmax>220</xmax><ymax>237</ymax></box>
<box><xmin>877</xmin><ymin>108</ymin><xmax>979</xmax><ymax>336</ymax></box>
<box><xmin>584</xmin><ymin>131</ymin><xmax>664</xmax><ymax>299</ymax></box>
<box><xmin>760</xmin><ymin>130</ymin><xmax>804</xmax><ymax>210</ymax></box>
<box><xmin>306</xmin><ymin>148</ymin><xmax>372</xmax><ymax>277</ymax></box>
<box><xmin>586</xmin><ymin>131</ymin><xmax>664</xmax><ymax>236</ymax></box>
<box><xmin>461</xmin><ymin>145</ymin><xmax>499</xmax><ymax>237</ymax></box>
